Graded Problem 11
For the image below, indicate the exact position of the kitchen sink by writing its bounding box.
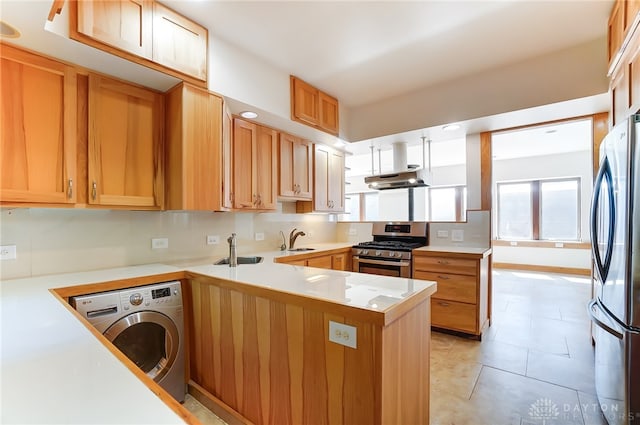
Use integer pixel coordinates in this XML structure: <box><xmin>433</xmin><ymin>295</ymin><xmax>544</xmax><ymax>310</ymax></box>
<box><xmin>288</xmin><ymin>247</ymin><xmax>315</xmax><ymax>252</ymax></box>
<box><xmin>214</xmin><ymin>256</ymin><xmax>264</xmax><ymax>265</ymax></box>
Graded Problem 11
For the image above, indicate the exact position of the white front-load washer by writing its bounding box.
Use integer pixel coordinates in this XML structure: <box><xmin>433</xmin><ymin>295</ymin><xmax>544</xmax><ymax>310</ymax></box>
<box><xmin>71</xmin><ymin>281</ymin><xmax>185</xmax><ymax>402</ymax></box>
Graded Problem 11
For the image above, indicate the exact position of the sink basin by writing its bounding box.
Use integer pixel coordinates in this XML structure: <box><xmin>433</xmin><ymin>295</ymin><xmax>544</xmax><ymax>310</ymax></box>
<box><xmin>214</xmin><ymin>256</ymin><xmax>264</xmax><ymax>265</ymax></box>
<box><xmin>288</xmin><ymin>248</ymin><xmax>316</xmax><ymax>252</ymax></box>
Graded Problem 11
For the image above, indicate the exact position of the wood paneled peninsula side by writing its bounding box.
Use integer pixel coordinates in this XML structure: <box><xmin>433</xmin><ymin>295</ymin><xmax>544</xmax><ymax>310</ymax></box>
<box><xmin>184</xmin><ymin>260</ymin><xmax>436</xmax><ymax>425</ymax></box>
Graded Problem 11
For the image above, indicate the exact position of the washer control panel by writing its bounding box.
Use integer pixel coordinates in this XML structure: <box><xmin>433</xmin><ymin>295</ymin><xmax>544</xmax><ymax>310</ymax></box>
<box><xmin>120</xmin><ymin>281</ymin><xmax>182</xmax><ymax>311</ymax></box>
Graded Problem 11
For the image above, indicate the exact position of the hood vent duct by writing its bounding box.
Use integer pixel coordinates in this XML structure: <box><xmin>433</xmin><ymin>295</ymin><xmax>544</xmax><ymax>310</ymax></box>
<box><xmin>365</xmin><ymin>140</ymin><xmax>432</xmax><ymax>190</ymax></box>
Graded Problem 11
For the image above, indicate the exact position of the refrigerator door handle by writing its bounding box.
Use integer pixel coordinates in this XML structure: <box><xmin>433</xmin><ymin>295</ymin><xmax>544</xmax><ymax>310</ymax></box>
<box><xmin>590</xmin><ymin>157</ymin><xmax>615</xmax><ymax>282</ymax></box>
<box><xmin>588</xmin><ymin>299</ymin><xmax>623</xmax><ymax>339</ymax></box>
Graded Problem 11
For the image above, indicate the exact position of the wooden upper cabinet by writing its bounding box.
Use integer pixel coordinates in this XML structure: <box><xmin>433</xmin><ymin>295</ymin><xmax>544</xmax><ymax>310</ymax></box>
<box><xmin>290</xmin><ymin>76</ymin><xmax>339</xmax><ymax>136</ymax></box>
<box><xmin>232</xmin><ymin>118</ymin><xmax>277</xmax><ymax>210</ymax></box>
<box><xmin>165</xmin><ymin>82</ymin><xmax>229</xmax><ymax>211</ymax></box>
<box><xmin>152</xmin><ymin>2</ymin><xmax>208</xmax><ymax>81</ymax></box>
<box><xmin>0</xmin><ymin>44</ymin><xmax>77</xmax><ymax>204</ymax></box>
<box><xmin>312</xmin><ymin>145</ymin><xmax>344</xmax><ymax>212</ymax></box>
<box><xmin>609</xmin><ymin>0</ymin><xmax>625</xmax><ymax>66</ymax></box>
<box><xmin>76</xmin><ymin>0</ymin><xmax>153</xmax><ymax>59</ymax></box>
<box><xmin>279</xmin><ymin>132</ymin><xmax>313</xmax><ymax>200</ymax></box>
<box><xmin>72</xmin><ymin>0</ymin><xmax>208</xmax><ymax>84</ymax></box>
<box><xmin>88</xmin><ymin>73</ymin><xmax>164</xmax><ymax>208</ymax></box>
<box><xmin>319</xmin><ymin>92</ymin><xmax>339</xmax><ymax>134</ymax></box>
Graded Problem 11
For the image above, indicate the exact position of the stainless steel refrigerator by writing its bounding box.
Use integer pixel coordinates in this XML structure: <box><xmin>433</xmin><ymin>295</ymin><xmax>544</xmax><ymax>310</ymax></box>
<box><xmin>590</xmin><ymin>114</ymin><xmax>640</xmax><ymax>425</ymax></box>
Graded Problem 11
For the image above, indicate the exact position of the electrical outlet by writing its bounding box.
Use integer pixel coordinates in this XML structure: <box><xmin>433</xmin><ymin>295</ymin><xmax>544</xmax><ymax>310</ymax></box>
<box><xmin>151</xmin><ymin>238</ymin><xmax>169</xmax><ymax>249</ymax></box>
<box><xmin>0</xmin><ymin>245</ymin><xmax>17</xmax><ymax>260</ymax></box>
<box><xmin>510</xmin><ymin>241</ymin><xmax>518</xmax><ymax>246</ymax></box>
<box><xmin>555</xmin><ymin>242</ymin><xmax>564</xmax><ymax>248</ymax></box>
<box><xmin>437</xmin><ymin>230</ymin><xmax>449</xmax><ymax>238</ymax></box>
<box><xmin>329</xmin><ymin>321</ymin><xmax>357</xmax><ymax>349</ymax></box>
<box><xmin>206</xmin><ymin>235</ymin><xmax>220</xmax><ymax>245</ymax></box>
<box><xmin>451</xmin><ymin>230</ymin><xmax>464</xmax><ymax>242</ymax></box>
<box><xmin>348</xmin><ymin>227</ymin><xmax>357</xmax><ymax>236</ymax></box>
<box><xmin>255</xmin><ymin>232</ymin><xmax>265</xmax><ymax>241</ymax></box>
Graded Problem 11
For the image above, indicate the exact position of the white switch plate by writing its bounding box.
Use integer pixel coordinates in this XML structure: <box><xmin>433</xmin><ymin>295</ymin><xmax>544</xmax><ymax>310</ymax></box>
<box><xmin>451</xmin><ymin>230</ymin><xmax>464</xmax><ymax>242</ymax></box>
<box><xmin>206</xmin><ymin>235</ymin><xmax>220</xmax><ymax>245</ymax></box>
<box><xmin>436</xmin><ymin>230</ymin><xmax>449</xmax><ymax>238</ymax></box>
<box><xmin>255</xmin><ymin>232</ymin><xmax>265</xmax><ymax>241</ymax></box>
<box><xmin>348</xmin><ymin>227</ymin><xmax>357</xmax><ymax>236</ymax></box>
<box><xmin>555</xmin><ymin>242</ymin><xmax>564</xmax><ymax>248</ymax></box>
<box><xmin>151</xmin><ymin>238</ymin><xmax>169</xmax><ymax>249</ymax></box>
<box><xmin>329</xmin><ymin>321</ymin><xmax>357</xmax><ymax>349</ymax></box>
<box><xmin>0</xmin><ymin>245</ymin><xmax>17</xmax><ymax>260</ymax></box>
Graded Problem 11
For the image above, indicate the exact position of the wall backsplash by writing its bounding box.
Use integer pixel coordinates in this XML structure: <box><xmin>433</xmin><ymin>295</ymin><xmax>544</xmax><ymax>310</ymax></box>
<box><xmin>0</xmin><ymin>204</ymin><xmax>338</xmax><ymax>280</ymax></box>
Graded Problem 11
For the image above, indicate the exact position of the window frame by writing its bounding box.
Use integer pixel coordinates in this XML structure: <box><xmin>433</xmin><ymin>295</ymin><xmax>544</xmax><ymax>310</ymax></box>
<box><xmin>427</xmin><ymin>185</ymin><xmax>467</xmax><ymax>222</ymax></box>
<box><xmin>496</xmin><ymin>177</ymin><xmax>581</xmax><ymax>241</ymax></box>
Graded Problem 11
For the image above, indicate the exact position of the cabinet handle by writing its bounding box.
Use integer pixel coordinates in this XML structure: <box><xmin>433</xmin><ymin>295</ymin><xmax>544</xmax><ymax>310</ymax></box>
<box><xmin>437</xmin><ymin>275</ymin><xmax>450</xmax><ymax>280</ymax></box>
<box><xmin>67</xmin><ymin>179</ymin><xmax>73</xmax><ymax>199</ymax></box>
<box><xmin>437</xmin><ymin>260</ymin><xmax>450</xmax><ymax>265</ymax></box>
<box><xmin>257</xmin><ymin>194</ymin><xmax>262</xmax><ymax>206</ymax></box>
<box><xmin>91</xmin><ymin>181</ymin><xmax>97</xmax><ymax>200</ymax></box>
<box><xmin>437</xmin><ymin>301</ymin><xmax>451</xmax><ymax>307</ymax></box>
<box><xmin>252</xmin><ymin>194</ymin><xmax>257</xmax><ymax>206</ymax></box>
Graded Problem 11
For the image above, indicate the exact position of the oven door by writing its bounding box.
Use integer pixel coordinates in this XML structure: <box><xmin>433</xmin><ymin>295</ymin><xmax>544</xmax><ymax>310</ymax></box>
<box><xmin>353</xmin><ymin>256</ymin><xmax>411</xmax><ymax>278</ymax></box>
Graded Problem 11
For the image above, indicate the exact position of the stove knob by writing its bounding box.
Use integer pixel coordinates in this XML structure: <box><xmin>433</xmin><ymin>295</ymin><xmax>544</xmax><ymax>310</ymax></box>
<box><xmin>363</xmin><ymin>250</ymin><xmax>369</xmax><ymax>255</ymax></box>
<box><xmin>389</xmin><ymin>251</ymin><xmax>395</xmax><ymax>257</ymax></box>
<box><xmin>375</xmin><ymin>250</ymin><xmax>381</xmax><ymax>256</ymax></box>
<box><xmin>396</xmin><ymin>252</ymin><xmax>402</xmax><ymax>258</ymax></box>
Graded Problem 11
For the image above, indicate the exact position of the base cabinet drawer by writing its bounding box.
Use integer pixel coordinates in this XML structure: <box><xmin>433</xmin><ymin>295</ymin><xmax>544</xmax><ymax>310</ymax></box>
<box><xmin>413</xmin><ymin>271</ymin><xmax>477</xmax><ymax>304</ymax></box>
<box><xmin>431</xmin><ymin>298</ymin><xmax>477</xmax><ymax>334</ymax></box>
<box><xmin>414</xmin><ymin>256</ymin><xmax>477</xmax><ymax>275</ymax></box>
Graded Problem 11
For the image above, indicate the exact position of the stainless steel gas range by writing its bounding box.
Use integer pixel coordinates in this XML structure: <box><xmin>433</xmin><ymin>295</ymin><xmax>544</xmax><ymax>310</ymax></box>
<box><xmin>352</xmin><ymin>222</ymin><xmax>428</xmax><ymax>278</ymax></box>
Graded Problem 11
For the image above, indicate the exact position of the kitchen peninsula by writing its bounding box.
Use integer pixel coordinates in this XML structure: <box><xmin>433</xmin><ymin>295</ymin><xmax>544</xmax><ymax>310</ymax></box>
<box><xmin>1</xmin><ymin>246</ymin><xmax>436</xmax><ymax>425</ymax></box>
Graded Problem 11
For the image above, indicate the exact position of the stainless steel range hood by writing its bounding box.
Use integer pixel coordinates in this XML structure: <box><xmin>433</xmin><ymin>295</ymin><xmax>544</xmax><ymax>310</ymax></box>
<box><xmin>365</xmin><ymin>141</ymin><xmax>432</xmax><ymax>190</ymax></box>
<box><xmin>365</xmin><ymin>168</ymin><xmax>431</xmax><ymax>190</ymax></box>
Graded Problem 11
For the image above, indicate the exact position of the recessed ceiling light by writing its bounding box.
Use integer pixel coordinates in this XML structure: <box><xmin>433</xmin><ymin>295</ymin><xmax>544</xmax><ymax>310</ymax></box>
<box><xmin>240</xmin><ymin>111</ymin><xmax>258</xmax><ymax>119</ymax></box>
<box><xmin>442</xmin><ymin>124</ymin><xmax>461</xmax><ymax>132</ymax></box>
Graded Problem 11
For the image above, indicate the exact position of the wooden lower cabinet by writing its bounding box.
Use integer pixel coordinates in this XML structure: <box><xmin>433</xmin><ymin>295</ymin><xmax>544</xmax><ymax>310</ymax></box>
<box><xmin>413</xmin><ymin>249</ymin><xmax>491</xmax><ymax>338</ymax></box>
<box><xmin>1</xmin><ymin>44</ymin><xmax>77</xmax><ymax>205</ymax></box>
<box><xmin>186</xmin><ymin>274</ymin><xmax>430</xmax><ymax>425</ymax></box>
<box><xmin>275</xmin><ymin>248</ymin><xmax>352</xmax><ymax>271</ymax></box>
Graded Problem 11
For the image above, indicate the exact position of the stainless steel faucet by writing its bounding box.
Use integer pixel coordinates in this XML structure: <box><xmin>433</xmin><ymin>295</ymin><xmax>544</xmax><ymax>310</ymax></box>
<box><xmin>227</xmin><ymin>233</ymin><xmax>237</xmax><ymax>267</ymax></box>
<box><xmin>289</xmin><ymin>228</ymin><xmax>306</xmax><ymax>250</ymax></box>
<box><xmin>279</xmin><ymin>231</ymin><xmax>287</xmax><ymax>251</ymax></box>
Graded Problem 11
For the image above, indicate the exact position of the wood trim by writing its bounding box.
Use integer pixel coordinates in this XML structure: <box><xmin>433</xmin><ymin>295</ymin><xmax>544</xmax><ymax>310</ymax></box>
<box><xmin>592</xmin><ymin>112</ymin><xmax>609</xmax><ymax>174</ymax></box>
<box><xmin>493</xmin><ymin>262</ymin><xmax>591</xmax><ymax>276</ymax></box>
<box><xmin>480</xmin><ymin>132</ymin><xmax>492</xmax><ymax>211</ymax></box>
<box><xmin>492</xmin><ymin>239</ymin><xmax>591</xmax><ymax>249</ymax></box>
<box><xmin>48</xmin><ymin>285</ymin><xmax>201</xmax><ymax>425</ymax></box>
<box><xmin>188</xmin><ymin>381</ymin><xmax>252</xmax><ymax>425</ymax></box>
<box><xmin>48</xmin><ymin>0</ymin><xmax>65</xmax><ymax>21</ymax></box>
<box><xmin>531</xmin><ymin>180</ymin><xmax>540</xmax><ymax>240</ymax></box>
<box><xmin>413</xmin><ymin>248</ymin><xmax>492</xmax><ymax>260</ymax></box>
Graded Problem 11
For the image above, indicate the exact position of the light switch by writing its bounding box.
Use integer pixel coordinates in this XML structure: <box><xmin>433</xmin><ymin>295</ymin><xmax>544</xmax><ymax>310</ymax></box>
<box><xmin>451</xmin><ymin>230</ymin><xmax>464</xmax><ymax>242</ymax></box>
<box><xmin>0</xmin><ymin>245</ymin><xmax>17</xmax><ymax>260</ymax></box>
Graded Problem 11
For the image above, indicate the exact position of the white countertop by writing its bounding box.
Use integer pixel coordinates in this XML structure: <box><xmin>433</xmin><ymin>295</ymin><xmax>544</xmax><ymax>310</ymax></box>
<box><xmin>0</xmin><ymin>244</ymin><xmax>436</xmax><ymax>424</ymax></box>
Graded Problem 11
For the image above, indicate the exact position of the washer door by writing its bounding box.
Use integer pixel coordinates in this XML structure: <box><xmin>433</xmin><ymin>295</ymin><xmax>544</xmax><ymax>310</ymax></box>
<box><xmin>103</xmin><ymin>311</ymin><xmax>179</xmax><ymax>383</ymax></box>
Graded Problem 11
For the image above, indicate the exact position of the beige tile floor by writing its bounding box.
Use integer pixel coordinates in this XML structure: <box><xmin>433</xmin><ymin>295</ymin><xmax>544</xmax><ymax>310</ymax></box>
<box><xmin>430</xmin><ymin>269</ymin><xmax>606</xmax><ymax>425</ymax></box>
<box><xmin>184</xmin><ymin>269</ymin><xmax>606</xmax><ymax>425</ymax></box>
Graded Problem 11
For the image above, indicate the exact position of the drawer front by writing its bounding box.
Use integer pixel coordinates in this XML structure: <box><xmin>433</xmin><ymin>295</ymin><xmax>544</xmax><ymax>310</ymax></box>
<box><xmin>413</xmin><ymin>256</ymin><xmax>477</xmax><ymax>275</ymax></box>
<box><xmin>414</xmin><ymin>271</ymin><xmax>477</xmax><ymax>304</ymax></box>
<box><xmin>431</xmin><ymin>298</ymin><xmax>477</xmax><ymax>334</ymax></box>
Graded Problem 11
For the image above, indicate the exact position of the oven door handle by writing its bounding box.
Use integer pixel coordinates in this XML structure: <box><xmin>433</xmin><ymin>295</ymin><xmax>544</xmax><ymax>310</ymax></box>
<box><xmin>354</xmin><ymin>257</ymin><xmax>411</xmax><ymax>267</ymax></box>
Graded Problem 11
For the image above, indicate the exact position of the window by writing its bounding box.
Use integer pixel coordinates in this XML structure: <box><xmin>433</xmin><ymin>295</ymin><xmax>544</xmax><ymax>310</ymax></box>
<box><xmin>497</xmin><ymin>178</ymin><xmax>580</xmax><ymax>240</ymax></box>
<box><xmin>428</xmin><ymin>186</ymin><xmax>467</xmax><ymax>222</ymax></box>
<box><xmin>340</xmin><ymin>192</ymin><xmax>379</xmax><ymax>221</ymax></box>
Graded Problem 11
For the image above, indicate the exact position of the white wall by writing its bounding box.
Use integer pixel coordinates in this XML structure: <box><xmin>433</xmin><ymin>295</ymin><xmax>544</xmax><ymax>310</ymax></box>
<box><xmin>0</xmin><ymin>206</ymin><xmax>338</xmax><ymax>280</ymax></box>
<box><xmin>492</xmin><ymin>149</ymin><xmax>593</xmax><ymax>270</ymax></box>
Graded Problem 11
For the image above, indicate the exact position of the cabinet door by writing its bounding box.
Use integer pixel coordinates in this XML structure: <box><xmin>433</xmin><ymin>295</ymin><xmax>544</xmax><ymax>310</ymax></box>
<box><xmin>291</xmin><ymin>77</ymin><xmax>319</xmax><ymax>125</ymax></box>
<box><xmin>232</xmin><ymin>118</ymin><xmax>257</xmax><ymax>209</ymax></box>
<box><xmin>152</xmin><ymin>2</ymin><xmax>208</xmax><ymax>81</ymax></box>
<box><xmin>1</xmin><ymin>46</ymin><xmax>77</xmax><ymax>204</ymax></box>
<box><xmin>279</xmin><ymin>132</ymin><xmax>297</xmax><ymax>198</ymax></box>
<box><xmin>610</xmin><ymin>68</ymin><xmax>629</xmax><ymax>127</ymax></box>
<box><xmin>255</xmin><ymin>126</ymin><xmax>278</xmax><ymax>210</ymax></box>
<box><xmin>76</xmin><ymin>0</ymin><xmax>153</xmax><ymax>59</ymax></box>
<box><xmin>293</xmin><ymin>139</ymin><xmax>313</xmax><ymax>199</ymax></box>
<box><xmin>318</xmin><ymin>91</ymin><xmax>339</xmax><ymax>135</ymax></box>
<box><xmin>314</xmin><ymin>146</ymin><xmax>330</xmax><ymax>212</ymax></box>
<box><xmin>331</xmin><ymin>253</ymin><xmax>349</xmax><ymax>271</ymax></box>
<box><xmin>88</xmin><ymin>74</ymin><xmax>163</xmax><ymax>208</ymax></box>
<box><xmin>306</xmin><ymin>255</ymin><xmax>332</xmax><ymax>269</ymax></box>
<box><xmin>165</xmin><ymin>83</ymin><xmax>224</xmax><ymax>211</ymax></box>
<box><xmin>328</xmin><ymin>149</ymin><xmax>345</xmax><ymax>212</ymax></box>
<box><xmin>222</xmin><ymin>104</ymin><xmax>233</xmax><ymax>209</ymax></box>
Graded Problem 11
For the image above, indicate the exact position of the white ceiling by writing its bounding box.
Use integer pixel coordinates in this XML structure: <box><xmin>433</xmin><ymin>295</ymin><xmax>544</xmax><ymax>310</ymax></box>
<box><xmin>163</xmin><ymin>0</ymin><xmax>612</xmax><ymax>108</ymax></box>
